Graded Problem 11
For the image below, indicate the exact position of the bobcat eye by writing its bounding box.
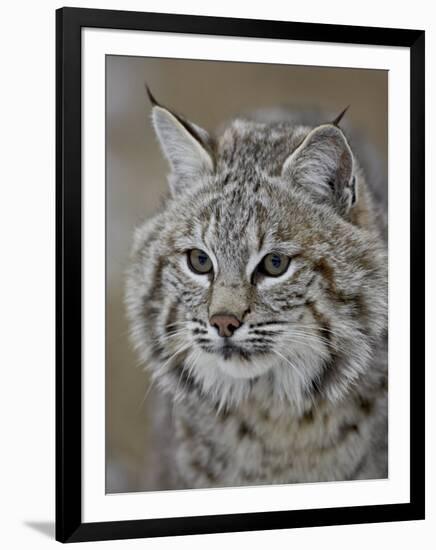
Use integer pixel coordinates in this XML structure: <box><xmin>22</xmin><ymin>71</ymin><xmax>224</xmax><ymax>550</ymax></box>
<box><xmin>187</xmin><ymin>249</ymin><xmax>213</xmax><ymax>275</ymax></box>
<box><xmin>258</xmin><ymin>253</ymin><xmax>290</xmax><ymax>277</ymax></box>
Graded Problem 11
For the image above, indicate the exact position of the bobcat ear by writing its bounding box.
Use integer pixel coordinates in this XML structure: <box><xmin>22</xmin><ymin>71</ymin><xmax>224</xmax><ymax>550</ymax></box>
<box><xmin>148</xmin><ymin>88</ymin><xmax>214</xmax><ymax>195</ymax></box>
<box><xmin>282</xmin><ymin>124</ymin><xmax>356</xmax><ymax>214</ymax></box>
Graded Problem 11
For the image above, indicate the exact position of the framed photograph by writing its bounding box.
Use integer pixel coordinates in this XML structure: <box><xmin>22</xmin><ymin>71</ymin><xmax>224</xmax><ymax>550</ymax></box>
<box><xmin>56</xmin><ymin>7</ymin><xmax>425</xmax><ymax>543</ymax></box>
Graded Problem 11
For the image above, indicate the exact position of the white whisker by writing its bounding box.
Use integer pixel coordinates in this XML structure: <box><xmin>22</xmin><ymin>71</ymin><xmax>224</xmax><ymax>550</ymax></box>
<box><xmin>159</xmin><ymin>341</ymin><xmax>192</xmax><ymax>372</ymax></box>
<box><xmin>136</xmin><ymin>378</ymin><xmax>156</xmax><ymax>414</ymax></box>
<box><xmin>272</xmin><ymin>349</ymin><xmax>305</xmax><ymax>382</ymax></box>
<box><xmin>153</xmin><ymin>328</ymin><xmax>190</xmax><ymax>344</ymax></box>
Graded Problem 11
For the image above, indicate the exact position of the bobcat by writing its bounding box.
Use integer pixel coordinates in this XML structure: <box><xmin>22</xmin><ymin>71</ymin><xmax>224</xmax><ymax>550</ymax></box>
<box><xmin>125</xmin><ymin>88</ymin><xmax>388</xmax><ymax>490</ymax></box>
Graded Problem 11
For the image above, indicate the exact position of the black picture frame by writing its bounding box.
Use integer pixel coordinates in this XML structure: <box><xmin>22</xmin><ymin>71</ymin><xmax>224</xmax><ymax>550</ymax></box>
<box><xmin>56</xmin><ymin>6</ymin><xmax>425</xmax><ymax>543</ymax></box>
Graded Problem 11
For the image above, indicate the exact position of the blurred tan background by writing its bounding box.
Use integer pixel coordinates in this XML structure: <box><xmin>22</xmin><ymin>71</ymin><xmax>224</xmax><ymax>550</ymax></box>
<box><xmin>106</xmin><ymin>55</ymin><xmax>387</xmax><ymax>493</ymax></box>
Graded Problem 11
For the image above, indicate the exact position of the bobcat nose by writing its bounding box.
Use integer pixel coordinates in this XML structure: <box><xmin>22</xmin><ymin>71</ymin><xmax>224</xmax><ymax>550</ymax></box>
<box><xmin>209</xmin><ymin>314</ymin><xmax>241</xmax><ymax>338</ymax></box>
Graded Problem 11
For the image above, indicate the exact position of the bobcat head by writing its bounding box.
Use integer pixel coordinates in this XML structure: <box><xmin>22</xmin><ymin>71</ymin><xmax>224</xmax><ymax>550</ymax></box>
<box><xmin>125</xmin><ymin>90</ymin><xmax>387</xmax><ymax>412</ymax></box>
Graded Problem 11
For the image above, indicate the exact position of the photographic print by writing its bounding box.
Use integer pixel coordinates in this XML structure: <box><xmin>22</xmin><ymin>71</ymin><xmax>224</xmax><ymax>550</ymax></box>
<box><xmin>107</xmin><ymin>57</ymin><xmax>388</xmax><ymax>493</ymax></box>
<box><xmin>56</xmin><ymin>7</ymin><xmax>424</xmax><ymax>542</ymax></box>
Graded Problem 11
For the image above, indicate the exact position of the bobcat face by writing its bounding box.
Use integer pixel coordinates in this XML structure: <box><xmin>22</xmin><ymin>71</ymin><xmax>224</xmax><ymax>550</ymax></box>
<box><xmin>160</xmin><ymin>181</ymin><xmax>328</xmax><ymax>382</ymax></box>
<box><xmin>126</xmin><ymin>91</ymin><xmax>387</xmax><ymax>410</ymax></box>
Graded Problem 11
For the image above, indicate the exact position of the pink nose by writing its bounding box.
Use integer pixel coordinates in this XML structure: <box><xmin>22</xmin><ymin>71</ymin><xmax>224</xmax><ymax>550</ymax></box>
<box><xmin>209</xmin><ymin>314</ymin><xmax>241</xmax><ymax>337</ymax></box>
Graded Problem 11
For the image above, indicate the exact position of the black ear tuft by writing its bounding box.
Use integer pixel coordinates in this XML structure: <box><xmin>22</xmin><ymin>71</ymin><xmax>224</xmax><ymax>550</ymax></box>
<box><xmin>145</xmin><ymin>84</ymin><xmax>160</xmax><ymax>107</ymax></box>
<box><xmin>332</xmin><ymin>105</ymin><xmax>351</xmax><ymax>127</ymax></box>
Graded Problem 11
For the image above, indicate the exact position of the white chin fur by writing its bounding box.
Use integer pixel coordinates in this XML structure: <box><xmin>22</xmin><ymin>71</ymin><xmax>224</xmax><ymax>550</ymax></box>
<box><xmin>204</xmin><ymin>351</ymin><xmax>276</xmax><ymax>380</ymax></box>
<box><xmin>184</xmin><ymin>347</ymin><xmax>321</xmax><ymax>412</ymax></box>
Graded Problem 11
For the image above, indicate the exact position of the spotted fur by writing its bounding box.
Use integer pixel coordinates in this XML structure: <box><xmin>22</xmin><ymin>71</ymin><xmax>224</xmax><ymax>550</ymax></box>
<box><xmin>125</xmin><ymin>97</ymin><xmax>388</xmax><ymax>488</ymax></box>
